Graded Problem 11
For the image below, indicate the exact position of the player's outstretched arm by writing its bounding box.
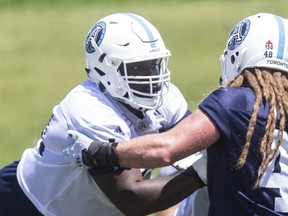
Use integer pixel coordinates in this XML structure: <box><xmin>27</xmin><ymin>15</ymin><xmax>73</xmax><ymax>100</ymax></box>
<box><xmin>92</xmin><ymin>166</ymin><xmax>204</xmax><ymax>216</ymax></box>
<box><xmin>64</xmin><ymin>130</ymin><xmax>205</xmax><ymax>215</ymax></box>
<box><xmin>66</xmin><ymin>109</ymin><xmax>219</xmax><ymax>169</ymax></box>
<box><xmin>115</xmin><ymin>109</ymin><xmax>219</xmax><ymax>168</ymax></box>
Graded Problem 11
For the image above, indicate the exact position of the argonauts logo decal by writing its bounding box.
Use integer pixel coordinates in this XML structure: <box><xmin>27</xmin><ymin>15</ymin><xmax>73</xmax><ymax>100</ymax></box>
<box><xmin>85</xmin><ymin>21</ymin><xmax>106</xmax><ymax>53</ymax></box>
<box><xmin>227</xmin><ymin>19</ymin><xmax>250</xmax><ymax>50</ymax></box>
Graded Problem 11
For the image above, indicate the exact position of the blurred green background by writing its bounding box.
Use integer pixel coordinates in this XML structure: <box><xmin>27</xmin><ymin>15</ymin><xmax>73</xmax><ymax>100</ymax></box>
<box><xmin>0</xmin><ymin>0</ymin><xmax>288</xmax><ymax>167</ymax></box>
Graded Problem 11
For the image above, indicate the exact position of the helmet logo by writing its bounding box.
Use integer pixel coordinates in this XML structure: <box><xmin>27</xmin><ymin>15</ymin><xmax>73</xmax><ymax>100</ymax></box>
<box><xmin>85</xmin><ymin>21</ymin><xmax>106</xmax><ymax>53</ymax></box>
<box><xmin>228</xmin><ymin>19</ymin><xmax>250</xmax><ymax>50</ymax></box>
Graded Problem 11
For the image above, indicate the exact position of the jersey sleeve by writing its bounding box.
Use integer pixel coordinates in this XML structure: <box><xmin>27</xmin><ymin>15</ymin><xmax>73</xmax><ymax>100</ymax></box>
<box><xmin>198</xmin><ymin>88</ymin><xmax>232</xmax><ymax>140</ymax></box>
<box><xmin>198</xmin><ymin>87</ymin><xmax>256</xmax><ymax>144</ymax></box>
<box><xmin>59</xmin><ymin>82</ymin><xmax>131</xmax><ymax>174</ymax></box>
<box><xmin>62</xmin><ymin>81</ymin><xmax>131</xmax><ymax>143</ymax></box>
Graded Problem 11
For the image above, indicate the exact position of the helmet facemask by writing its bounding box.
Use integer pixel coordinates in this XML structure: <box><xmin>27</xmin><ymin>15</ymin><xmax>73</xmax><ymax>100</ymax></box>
<box><xmin>117</xmin><ymin>56</ymin><xmax>170</xmax><ymax>110</ymax></box>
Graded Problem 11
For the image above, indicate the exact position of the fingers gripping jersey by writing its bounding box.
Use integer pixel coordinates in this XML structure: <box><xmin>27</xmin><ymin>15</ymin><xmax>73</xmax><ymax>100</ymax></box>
<box><xmin>17</xmin><ymin>80</ymin><xmax>188</xmax><ymax>216</ymax></box>
<box><xmin>199</xmin><ymin>87</ymin><xmax>288</xmax><ymax>216</ymax></box>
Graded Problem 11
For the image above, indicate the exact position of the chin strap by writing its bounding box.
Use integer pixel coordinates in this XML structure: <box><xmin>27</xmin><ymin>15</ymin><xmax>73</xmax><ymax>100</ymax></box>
<box><xmin>82</xmin><ymin>139</ymin><xmax>119</xmax><ymax>168</ymax></box>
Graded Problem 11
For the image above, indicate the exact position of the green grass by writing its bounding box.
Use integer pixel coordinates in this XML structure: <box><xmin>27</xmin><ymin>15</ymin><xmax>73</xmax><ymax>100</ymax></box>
<box><xmin>1</xmin><ymin>0</ymin><xmax>288</xmax><ymax>167</ymax></box>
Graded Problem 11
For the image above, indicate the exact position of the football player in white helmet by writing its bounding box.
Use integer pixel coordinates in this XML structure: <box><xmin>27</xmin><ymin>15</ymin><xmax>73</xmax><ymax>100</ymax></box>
<box><xmin>220</xmin><ymin>13</ymin><xmax>288</xmax><ymax>85</ymax></box>
<box><xmin>85</xmin><ymin>13</ymin><xmax>171</xmax><ymax>111</ymax></box>
<box><xmin>0</xmin><ymin>13</ymin><xmax>207</xmax><ymax>216</ymax></box>
<box><xmin>70</xmin><ymin>13</ymin><xmax>288</xmax><ymax>215</ymax></box>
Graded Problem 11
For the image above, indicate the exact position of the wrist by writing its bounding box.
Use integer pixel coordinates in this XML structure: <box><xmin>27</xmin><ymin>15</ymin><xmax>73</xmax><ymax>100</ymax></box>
<box><xmin>82</xmin><ymin>140</ymin><xmax>119</xmax><ymax>168</ymax></box>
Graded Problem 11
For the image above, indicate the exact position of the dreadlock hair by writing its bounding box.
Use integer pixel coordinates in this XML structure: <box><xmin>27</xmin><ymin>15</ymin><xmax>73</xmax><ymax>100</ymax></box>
<box><xmin>228</xmin><ymin>67</ymin><xmax>288</xmax><ymax>189</ymax></box>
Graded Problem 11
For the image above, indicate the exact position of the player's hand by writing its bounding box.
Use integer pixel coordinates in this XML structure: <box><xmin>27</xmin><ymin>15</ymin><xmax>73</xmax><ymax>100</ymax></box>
<box><xmin>173</xmin><ymin>150</ymin><xmax>207</xmax><ymax>185</ymax></box>
<box><xmin>63</xmin><ymin>130</ymin><xmax>93</xmax><ymax>168</ymax></box>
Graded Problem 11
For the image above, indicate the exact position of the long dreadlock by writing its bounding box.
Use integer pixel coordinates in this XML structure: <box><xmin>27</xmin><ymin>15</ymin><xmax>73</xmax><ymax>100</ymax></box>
<box><xmin>229</xmin><ymin>67</ymin><xmax>288</xmax><ymax>189</ymax></box>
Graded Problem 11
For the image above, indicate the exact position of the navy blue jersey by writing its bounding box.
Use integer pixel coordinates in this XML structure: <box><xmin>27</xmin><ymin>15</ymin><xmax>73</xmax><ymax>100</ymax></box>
<box><xmin>199</xmin><ymin>87</ymin><xmax>288</xmax><ymax>216</ymax></box>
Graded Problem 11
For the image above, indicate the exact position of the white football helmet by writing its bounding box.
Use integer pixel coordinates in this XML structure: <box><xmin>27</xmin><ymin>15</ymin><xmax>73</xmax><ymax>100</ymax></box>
<box><xmin>84</xmin><ymin>13</ymin><xmax>171</xmax><ymax>110</ymax></box>
<box><xmin>220</xmin><ymin>13</ymin><xmax>288</xmax><ymax>86</ymax></box>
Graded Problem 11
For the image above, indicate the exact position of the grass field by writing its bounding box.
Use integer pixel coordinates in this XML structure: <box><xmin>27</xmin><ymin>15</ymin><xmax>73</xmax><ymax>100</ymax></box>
<box><xmin>1</xmin><ymin>0</ymin><xmax>288</xmax><ymax>167</ymax></box>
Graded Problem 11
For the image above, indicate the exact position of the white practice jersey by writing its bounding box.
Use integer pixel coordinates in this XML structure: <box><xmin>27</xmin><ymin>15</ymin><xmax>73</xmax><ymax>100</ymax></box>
<box><xmin>17</xmin><ymin>80</ymin><xmax>189</xmax><ymax>216</ymax></box>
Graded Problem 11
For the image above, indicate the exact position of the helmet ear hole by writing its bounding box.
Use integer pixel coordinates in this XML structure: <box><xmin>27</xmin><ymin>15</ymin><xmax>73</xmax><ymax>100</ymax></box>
<box><xmin>231</xmin><ymin>55</ymin><xmax>236</xmax><ymax>64</ymax></box>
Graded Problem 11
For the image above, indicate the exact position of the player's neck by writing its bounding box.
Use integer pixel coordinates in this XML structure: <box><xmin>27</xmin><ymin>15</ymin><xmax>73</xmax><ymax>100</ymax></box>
<box><xmin>121</xmin><ymin>103</ymin><xmax>145</xmax><ymax>119</ymax></box>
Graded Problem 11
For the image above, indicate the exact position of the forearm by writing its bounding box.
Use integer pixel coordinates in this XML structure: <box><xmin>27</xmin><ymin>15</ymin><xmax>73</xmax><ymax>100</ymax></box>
<box><xmin>116</xmin><ymin>168</ymin><xmax>204</xmax><ymax>216</ymax></box>
<box><xmin>116</xmin><ymin>109</ymin><xmax>219</xmax><ymax>168</ymax></box>
<box><xmin>83</xmin><ymin>132</ymin><xmax>179</xmax><ymax>169</ymax></box>
<box><xmin>116</xmin><ymin>134</ymin><xmax>175</xmax><ymax>168</ymax></box>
